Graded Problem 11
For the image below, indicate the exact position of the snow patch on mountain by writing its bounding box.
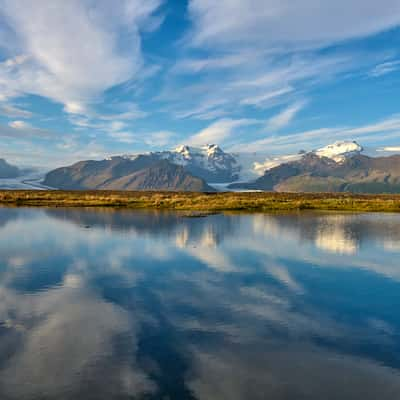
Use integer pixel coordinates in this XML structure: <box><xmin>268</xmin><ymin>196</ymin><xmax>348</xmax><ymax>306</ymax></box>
<box><xmin>164</xmin><ymin>144</ymin><xmax>239</xmax><ymax>173</ymax></box>
<box><xmin>119</xmin><ymin>144</ymin><xmax>241</xmax><ymax>183</ymax></box>
<box><xmin>163</xmin><ymin>144</ymin><xmax>241</xmax><ymax>182</ymax></box>
<box><xmin>253</xmin><ymin>154</ymin><xmax>303</xmax><ymax>175</ymax></box>
<box><xmin>236</xmin><ymin>141</ymin><xmax>364</xmax><ymax>178</ymax></box>
<box><xmin>314</xmin><ymin>141</ymin><xmax>363</xmax><ymax>163</ymax></box>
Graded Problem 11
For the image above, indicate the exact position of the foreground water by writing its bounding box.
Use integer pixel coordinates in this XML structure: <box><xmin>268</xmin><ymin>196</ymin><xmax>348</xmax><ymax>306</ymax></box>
<box><xmin>0</xmin><ymin>208</ymin><xmax>399</xmax><ymax>399</ymax></box>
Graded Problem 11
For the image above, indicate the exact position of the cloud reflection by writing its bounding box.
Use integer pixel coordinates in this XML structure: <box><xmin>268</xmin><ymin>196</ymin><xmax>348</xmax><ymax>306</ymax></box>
<box><xmin>0</xmin><ymin>208</ymin><xmax>399</xmax><ymax>398</ymax></box>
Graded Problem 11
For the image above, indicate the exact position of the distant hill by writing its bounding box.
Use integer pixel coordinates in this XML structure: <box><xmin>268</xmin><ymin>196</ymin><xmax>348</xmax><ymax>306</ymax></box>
<box><xmin>230</xmin><ymin>144</ymin><xmax>400</xmax><ymax>193</ymax></box>
<box><xmin>43</xmin><ymin>155</ymin><xmax>215</xmax><ymax>192</ymax></box>
<box><xmin>0</xmin><ymin>159</ymin><xmax>20</xmax><ymax>179</ymax></box>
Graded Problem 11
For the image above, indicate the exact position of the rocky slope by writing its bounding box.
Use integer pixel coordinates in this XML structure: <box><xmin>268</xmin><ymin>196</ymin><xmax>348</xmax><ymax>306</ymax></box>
<box><xmin>230</xmin><ymin>141</ymin><xmax>400</xmax><ymax>193</ymax></box>
<box><xmin>43</xmin><ymin>156</ymin><xmax>215</xmax><ymax>192</ymax></box>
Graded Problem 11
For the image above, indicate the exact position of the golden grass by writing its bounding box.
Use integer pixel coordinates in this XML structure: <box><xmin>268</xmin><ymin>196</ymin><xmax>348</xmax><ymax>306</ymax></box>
<box><xmin>0</xmin><ymin>190</ymin><xmax>399</xmax><ymax>212</ymax></box>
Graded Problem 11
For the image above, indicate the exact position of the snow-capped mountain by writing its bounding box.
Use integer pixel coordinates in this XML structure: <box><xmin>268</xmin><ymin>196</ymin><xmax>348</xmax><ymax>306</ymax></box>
<box><xmin>229</xmin><ymin>140</ymin><xmax>400</xmax><ymax>193</ymax></box>
<box><xmin>106</xmin><ymin>141</ymin><xmax>367</xmax><ymax>185</ymax></box>
<box><xmin>314</xmin><ymin>141</ymin><xmax>363</xmax><ymax>163</ymax></box>
<box><xmin>159</xmin><ymin>144</ymin><xmax>240</xmax><ymax>183</ymax></box>
<box><xmin>44</xmin><ymin>139</ymin><xmax>400</xmax><ymax>193</ymax></box>
<box><xmin>247</xmin><ymin>141</ymin><xmax>364</xmax><ymax>178</ymax></box>
<box><xmin>121</xmin><ymin>144</ymin><xmax>241</xmax><ymax>183</ymax></box>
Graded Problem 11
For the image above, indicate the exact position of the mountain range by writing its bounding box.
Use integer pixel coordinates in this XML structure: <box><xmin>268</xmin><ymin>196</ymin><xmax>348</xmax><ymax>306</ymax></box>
<box><xmin>42</xmin><ymin>144</ymin><xmax>242</xmax><ymax>191</ymax></box>
<box><xmin>231</xmin><ymin>153</ymin><xmax>400</xmax><ymax>193</ymax></box>
<box><xmin>2</xmin><ymin>141</ymin><xmax>400</xmax><ymax>193</ymax></box>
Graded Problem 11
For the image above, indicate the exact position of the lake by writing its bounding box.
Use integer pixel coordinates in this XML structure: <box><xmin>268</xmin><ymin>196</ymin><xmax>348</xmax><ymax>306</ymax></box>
<box><xmin>0</xmin><ymin>208</ymin><xmax>399</xmax><ymax>399</ymax></box>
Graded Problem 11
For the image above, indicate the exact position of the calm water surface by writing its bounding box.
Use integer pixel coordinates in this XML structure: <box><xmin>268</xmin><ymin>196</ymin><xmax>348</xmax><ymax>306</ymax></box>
<box><xmin>0</xmin><ymin>208</ymin><xmax>399</xmax><ymax>399</ymax></box>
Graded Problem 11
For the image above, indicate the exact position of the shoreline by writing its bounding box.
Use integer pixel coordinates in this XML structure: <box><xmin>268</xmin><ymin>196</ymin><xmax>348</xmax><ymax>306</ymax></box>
<box><xmin>0</xmin><ymin>190</ymin><xmax>399</xmax><ymax>212</ymax></box>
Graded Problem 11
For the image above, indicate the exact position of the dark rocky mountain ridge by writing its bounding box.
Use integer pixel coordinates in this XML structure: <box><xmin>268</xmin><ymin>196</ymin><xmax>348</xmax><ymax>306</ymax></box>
<box><xmin>43</xmin><ymin>156</ymin><xmax>215</xmax><ymax>192</ymax></box>
<box><xmin>230</xmin><ymin>153</ymin><xmax>400</xmax><ymax>193</ymax></box>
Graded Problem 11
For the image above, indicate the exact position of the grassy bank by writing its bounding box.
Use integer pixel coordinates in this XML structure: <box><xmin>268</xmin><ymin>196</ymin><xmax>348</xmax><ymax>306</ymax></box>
<box><xmin>0</xmin><ymin>190</ymin><xmax>399</xmax><ymax>212</ymax></box>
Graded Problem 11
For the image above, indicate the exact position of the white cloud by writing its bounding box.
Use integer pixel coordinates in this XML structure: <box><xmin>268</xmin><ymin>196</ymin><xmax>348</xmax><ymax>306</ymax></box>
<box><xmin>0</xmin><ymin>103</ymin><xmax>32</xmax><ymax>118</ymax></box>
<box><xmin>173</xmin><ymin>53</ymin><xmax>254</xmax><ymax>74</ymax></box>
<box><xmin>231</xmin><ymin>55</ymin><xmax>356</xmax><ymax>89</ymax></box>
<box><xmin>0</xmin><ymin>0</ymin><xmax>162</xmax><ymax>113</ymax></box>
<box><xmin>145</xmin><ymin>131</ymin><xmax>176</xmax><ymax>147</ymax></box>
<box><xmin>172</xmin><ymin>97</ymin><xmax>229</xmax><ymax>121</ymax></box>
<box><xmin>380</xmin><ymin>146</ymin><xmax>400</xmax><ymax>152</ymax></box>
<box><xmin>187</xmin><ymin>118</ymin><xmax>258</xmax><ymax>146</ymax></box>
<box><xmin>369</xmin><ymin>60</ymin><xmax>400</xmax><ymax>77</ymax></box>
<box><xmin>109</xmin><ymin>121</ymin><xmax>128</xmax><ymax>132</ymax></box>
<box><xmin>98</xmin><ymin>103</ymin><xmax>148</xmax><ymax>121</ymax></box>
<box><xmin>160</xmin><ymin>0</ymin><xmax>400</xmax><ymax>131</ymax></box>
<box><xmin>8</xmin><ymin>120</ymin><xmax>30</xmax><ymax>129</ymax></box>
<box><xmin>234</xmin><ymin>114</ymin><xmax>400</xmax><ymax>153</ymax></box>
<box><xmin>0</xmin><ymin>121</ymin><xmax>52</xmax><ymax>139</ymax></box>
<box><xmin>162</xmin><ymin>52</ymin><xmax>363</xmax><ymax>125</ymax></box>
<box><xmin>108</xmin><ymin>131</ymin><xmax>136</xmax><ymax>144</ymax></box>
<box><xmin>240</xmin><ymin>86</ymin><xmax>294</xmax><ymax>108</ymax></box>
<box><xmin>105</xmin><ymin>129</ymin><xmax>175</xmax><ymax>149</ymax></box>
<box><xmin>64</xmin><ymin>102</ymin><xmax>88</xmax><ymax>115</ymax></box>
<box><xmin>188</xmin><ymin>0</ymin><xmax>400</xmax><ymax>48</ymax></box>
<box><xmin>267</xmin><ymin>101</ymin><xmax>307</xmax><ymax>130</ymax></box>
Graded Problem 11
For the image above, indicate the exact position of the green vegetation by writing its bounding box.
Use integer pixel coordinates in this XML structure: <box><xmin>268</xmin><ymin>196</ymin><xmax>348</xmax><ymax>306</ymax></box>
<box><xmin>0</xmin><ymin>190</ymin><xmax>399</xmax><ymax>212</ymax></box>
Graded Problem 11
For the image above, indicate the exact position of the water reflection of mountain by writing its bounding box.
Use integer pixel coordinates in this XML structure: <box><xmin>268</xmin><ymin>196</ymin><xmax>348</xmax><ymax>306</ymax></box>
<box><xmin>45</xmin><ymin>208</ymin><xmax>238</xmax><ymax>247</ymax></box>
<box><xmin>0</xmin><ymin>209</ymin><xmax>399</xmax><ymax>398</ymax></box>
<box><xmin>252</xmin><ymin>213</ymin><xmax>400</xmax><ymax>254</ymax></box>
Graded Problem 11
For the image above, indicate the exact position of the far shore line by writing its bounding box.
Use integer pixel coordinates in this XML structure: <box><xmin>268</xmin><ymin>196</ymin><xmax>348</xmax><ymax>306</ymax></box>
<box><xmin>0</xmin><ymin>190</ymin><xmax>399</xmax><ymax>213</ymax></box>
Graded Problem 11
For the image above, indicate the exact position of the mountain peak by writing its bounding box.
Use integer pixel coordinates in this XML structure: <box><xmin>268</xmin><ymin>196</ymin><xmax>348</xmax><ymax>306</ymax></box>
<box><xmin>314</xmin><ymin>140</ymin><xmax>363</xmax><ymax>163</ymax></box>
<box><xmin>173</xmin><ymin>144</ymin><xmax>222</xmax><ymax>157</ymax></box>
<box><xmin>165</xmin><ymin>144</ymin><xmax>239</xmax><ymax>182</ymax></box>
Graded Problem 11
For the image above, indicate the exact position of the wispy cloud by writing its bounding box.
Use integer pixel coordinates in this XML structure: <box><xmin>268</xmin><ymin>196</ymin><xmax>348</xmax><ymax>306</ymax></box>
<box><xmin>187</xmin><ymin>0</ymin><xmax>400</xmax><ymax>48</ymax></box>
<box><xmin>108</xmin><ymin>131</ymin><xmax>137</xmax><ymax>144</ymax></box>
<box><xmin>161</xmin><ymin>51</ymin><xmax>372</xmax><ymax>126</ymax></box>
<box><xmin>0</xmin><ymin>0</ymin><xmax>162</xmax><ymax>113</ymax></box>
<box><xmin>240</xmin><ymin>86</ymin><xmax>294</xmax><ymax>108</ymax></box>
<box><xmin>267</xmin><ymin>101</ymin><xmax>307</xmax><ymax>131</ymax></box>
<box><xmin>368</xmin><ymin>60</ymin><xmax>400</xmax><ymax>77</ymax></box>
<box><xmin>0</xmin><ymin>1</ymin><xmax>399</xmax><ymax>164</ymax></box>
<box><xmin>172</xmin><ymin>53</ymin><xmax>250</xmax><ymax>74</ymax></box>
<box><xmin>186</xmin><ymin>118</ymin><xmax>258</xmax><ymax>146</ymax></box>
<box><xmin>379</xmin><ymin>146</ymin><xmax>400</xmax><ymax>152</ymax></box>
<box><xmin>0</xmin><ymin>103</ymin><xmax>32</xmax><ymax>118</ymax></box>
<box><xmin>158</xmin><ymin>0</ymin><xmax>400</xmax><ymax>140</ymax></box>
<box><xmin>0</xmin><ymin>121</ymin><xmax>53</xmax><ymax>139</ymax></box>
<box><xmin>234</xmin><ymin>114</ymin><xmax>400</xmax><ymax>153</ymax></box>
<box><xmin>145</xmin><ymin>131</ymin><xmax>176</xmax><ymax>147</ymax></box>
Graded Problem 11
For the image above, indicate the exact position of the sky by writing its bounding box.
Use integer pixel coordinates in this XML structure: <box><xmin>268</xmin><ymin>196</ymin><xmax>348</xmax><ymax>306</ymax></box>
<box><xmin>0</xmin><ymin>0</ymin><xmax>400</xmax><ymax>167</ymax></box>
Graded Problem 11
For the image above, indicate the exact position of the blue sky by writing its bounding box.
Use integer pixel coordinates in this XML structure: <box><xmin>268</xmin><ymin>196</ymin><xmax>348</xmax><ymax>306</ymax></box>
<box><xmin>0</xmin><ymin>0</ymin><xmax>400</xmax><ymax>167</ymax></box>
